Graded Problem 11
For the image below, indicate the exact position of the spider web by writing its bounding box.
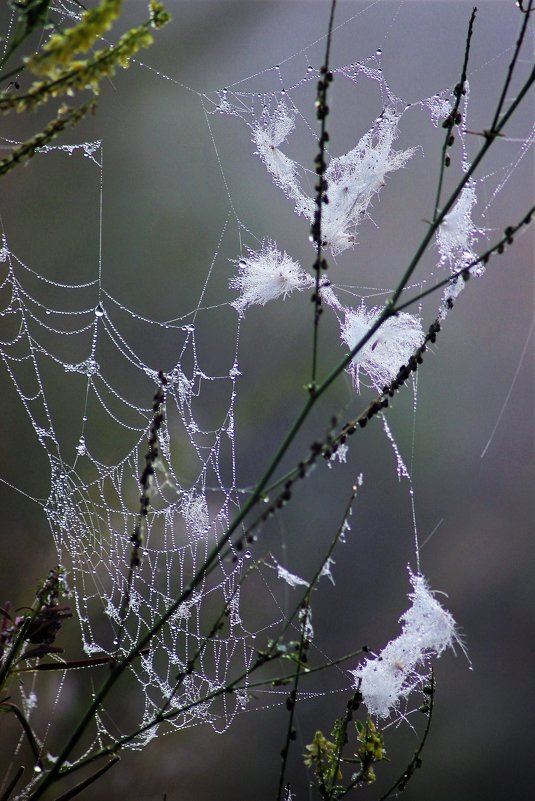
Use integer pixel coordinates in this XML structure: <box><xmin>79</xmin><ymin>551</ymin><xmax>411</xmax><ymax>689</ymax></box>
<box><xmin>0</xmin><ymin>0</ymin><xmax>533</xmax><ymax>786</ymax></box>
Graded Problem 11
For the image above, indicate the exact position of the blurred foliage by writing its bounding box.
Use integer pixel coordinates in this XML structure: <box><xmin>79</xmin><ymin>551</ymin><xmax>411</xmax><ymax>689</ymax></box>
<box><xmin>0</xmin><ymin>0</ymin><xmax>170</xmax><ymax>176</ymax></box>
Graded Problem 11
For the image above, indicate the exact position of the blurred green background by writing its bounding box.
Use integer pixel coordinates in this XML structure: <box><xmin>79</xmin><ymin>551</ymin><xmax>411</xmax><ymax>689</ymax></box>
<box><xmin>0</xmin><ymin>2</ymin><xmax>533</xmax><ymax>800</ymax></box>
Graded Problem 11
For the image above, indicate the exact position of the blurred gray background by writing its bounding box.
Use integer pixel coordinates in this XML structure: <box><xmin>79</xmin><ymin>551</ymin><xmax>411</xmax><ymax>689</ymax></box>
<box><xmin>0</xmin><ymin>2</ymin><xmax>533</xmax><ymax>800</ymax></box>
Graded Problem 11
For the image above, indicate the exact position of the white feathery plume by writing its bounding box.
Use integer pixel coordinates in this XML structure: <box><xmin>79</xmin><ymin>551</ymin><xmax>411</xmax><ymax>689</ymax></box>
<box><xmin>341</xmin><ymin>303</ymin><xmax>423</xmax><ymax>390</ymax></box>
<box><xmin>230</xmin><ymin>240</ymin><xmax>314</xmax><ymax>314</ymax></box>
<box><xmin>351</xmin><ymin>570</ymin><xmax>463</xmax><ymax>719</ymax></box>
<box><xmin>252</xmin><ymin>104</ymin><xmax>416</xmax><ymax>256</ymax></box>
<box><xmin>436</xmin><ymin>183</ymin><xmax>482</xmax><ymax>272</ymax></box>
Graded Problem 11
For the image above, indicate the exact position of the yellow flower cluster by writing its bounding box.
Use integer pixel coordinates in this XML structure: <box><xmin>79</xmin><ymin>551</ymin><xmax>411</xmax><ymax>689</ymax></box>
<box><xmin>1</xmin><ymin>22</ymin><xmax>158</xmax><ymax>113</ymax></box>
<box><xmin>27</xmin><ymin>0</ymin><xmax>123</xmax><ymax>79</ymax></box>
<box><xmin>150</xmin><ymin>1</ymin><xmax>171</xmax><ymax>29</ymax></box>
<box><xmin>303</xmin><ymin>730</ymin><xmax>342</xmax><ymax>783</ymax></box>
<box><xmin>0</xmin><ymin>0</ymin><xmax>170</xmax><ymax>179</ymax></box>
<box><xmin>355</xmin><ymin>718</ymin><xmax>387</xmax><ymax>783</ymax></box>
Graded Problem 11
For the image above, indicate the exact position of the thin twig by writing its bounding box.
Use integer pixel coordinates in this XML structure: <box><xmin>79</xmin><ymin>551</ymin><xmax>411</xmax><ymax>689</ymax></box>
<box><xmin>0</xmin><ymin>765</ymin><xmax>25</xmax><ymax>801</ymax></box>
<box><xmin>376</xmin><ymin>671</ymin><xmax>435</xmax><ymax>801</ymax></box>
<box><xmin>311</xmin><ymin>0</ymin><xmax>337</xmax><ymax>390</ymax></box>
<box><xmin>52</xmin><ymin>757</ymin><xmax>119</xmax><ymax>801</ymax></box>
<box><xmin>1</xmin><ymin>702</ymin><xmax>43</xmax><ymax>771</ymax></box>
<box><xmin>489</xmin><ymin>0</ymin><xmax>533</xmax><ymax>132</ymax></box>
<box><xmin>395</xmin><ymin>203</ymin><xmax>535</xmax><ymax>313</ymax></box>
<box><xmin>432</xmin><ymin>7</ymin><xmax>477</xmax><ymax>222</ymax></box>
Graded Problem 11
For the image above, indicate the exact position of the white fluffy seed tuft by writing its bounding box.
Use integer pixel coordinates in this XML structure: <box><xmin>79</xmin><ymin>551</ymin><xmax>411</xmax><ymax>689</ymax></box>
<box><xmin>351</xmin><ymin>570</ymin><xmax>463</xmax><ymax>719</ymax></box>
<box><xmin>252</xmin><ymin>104</ymin><xmax>416</xmax><ymax>256</ymax></box>
<box><xmin>341</xmin><ymin>304</ymin><xmax>423</xmax><ymax>390</ymax></box>
<box><xmin>230</xmin><ymin>240</ymin><xmax>313</xmax><ymax>314</ymax></box>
